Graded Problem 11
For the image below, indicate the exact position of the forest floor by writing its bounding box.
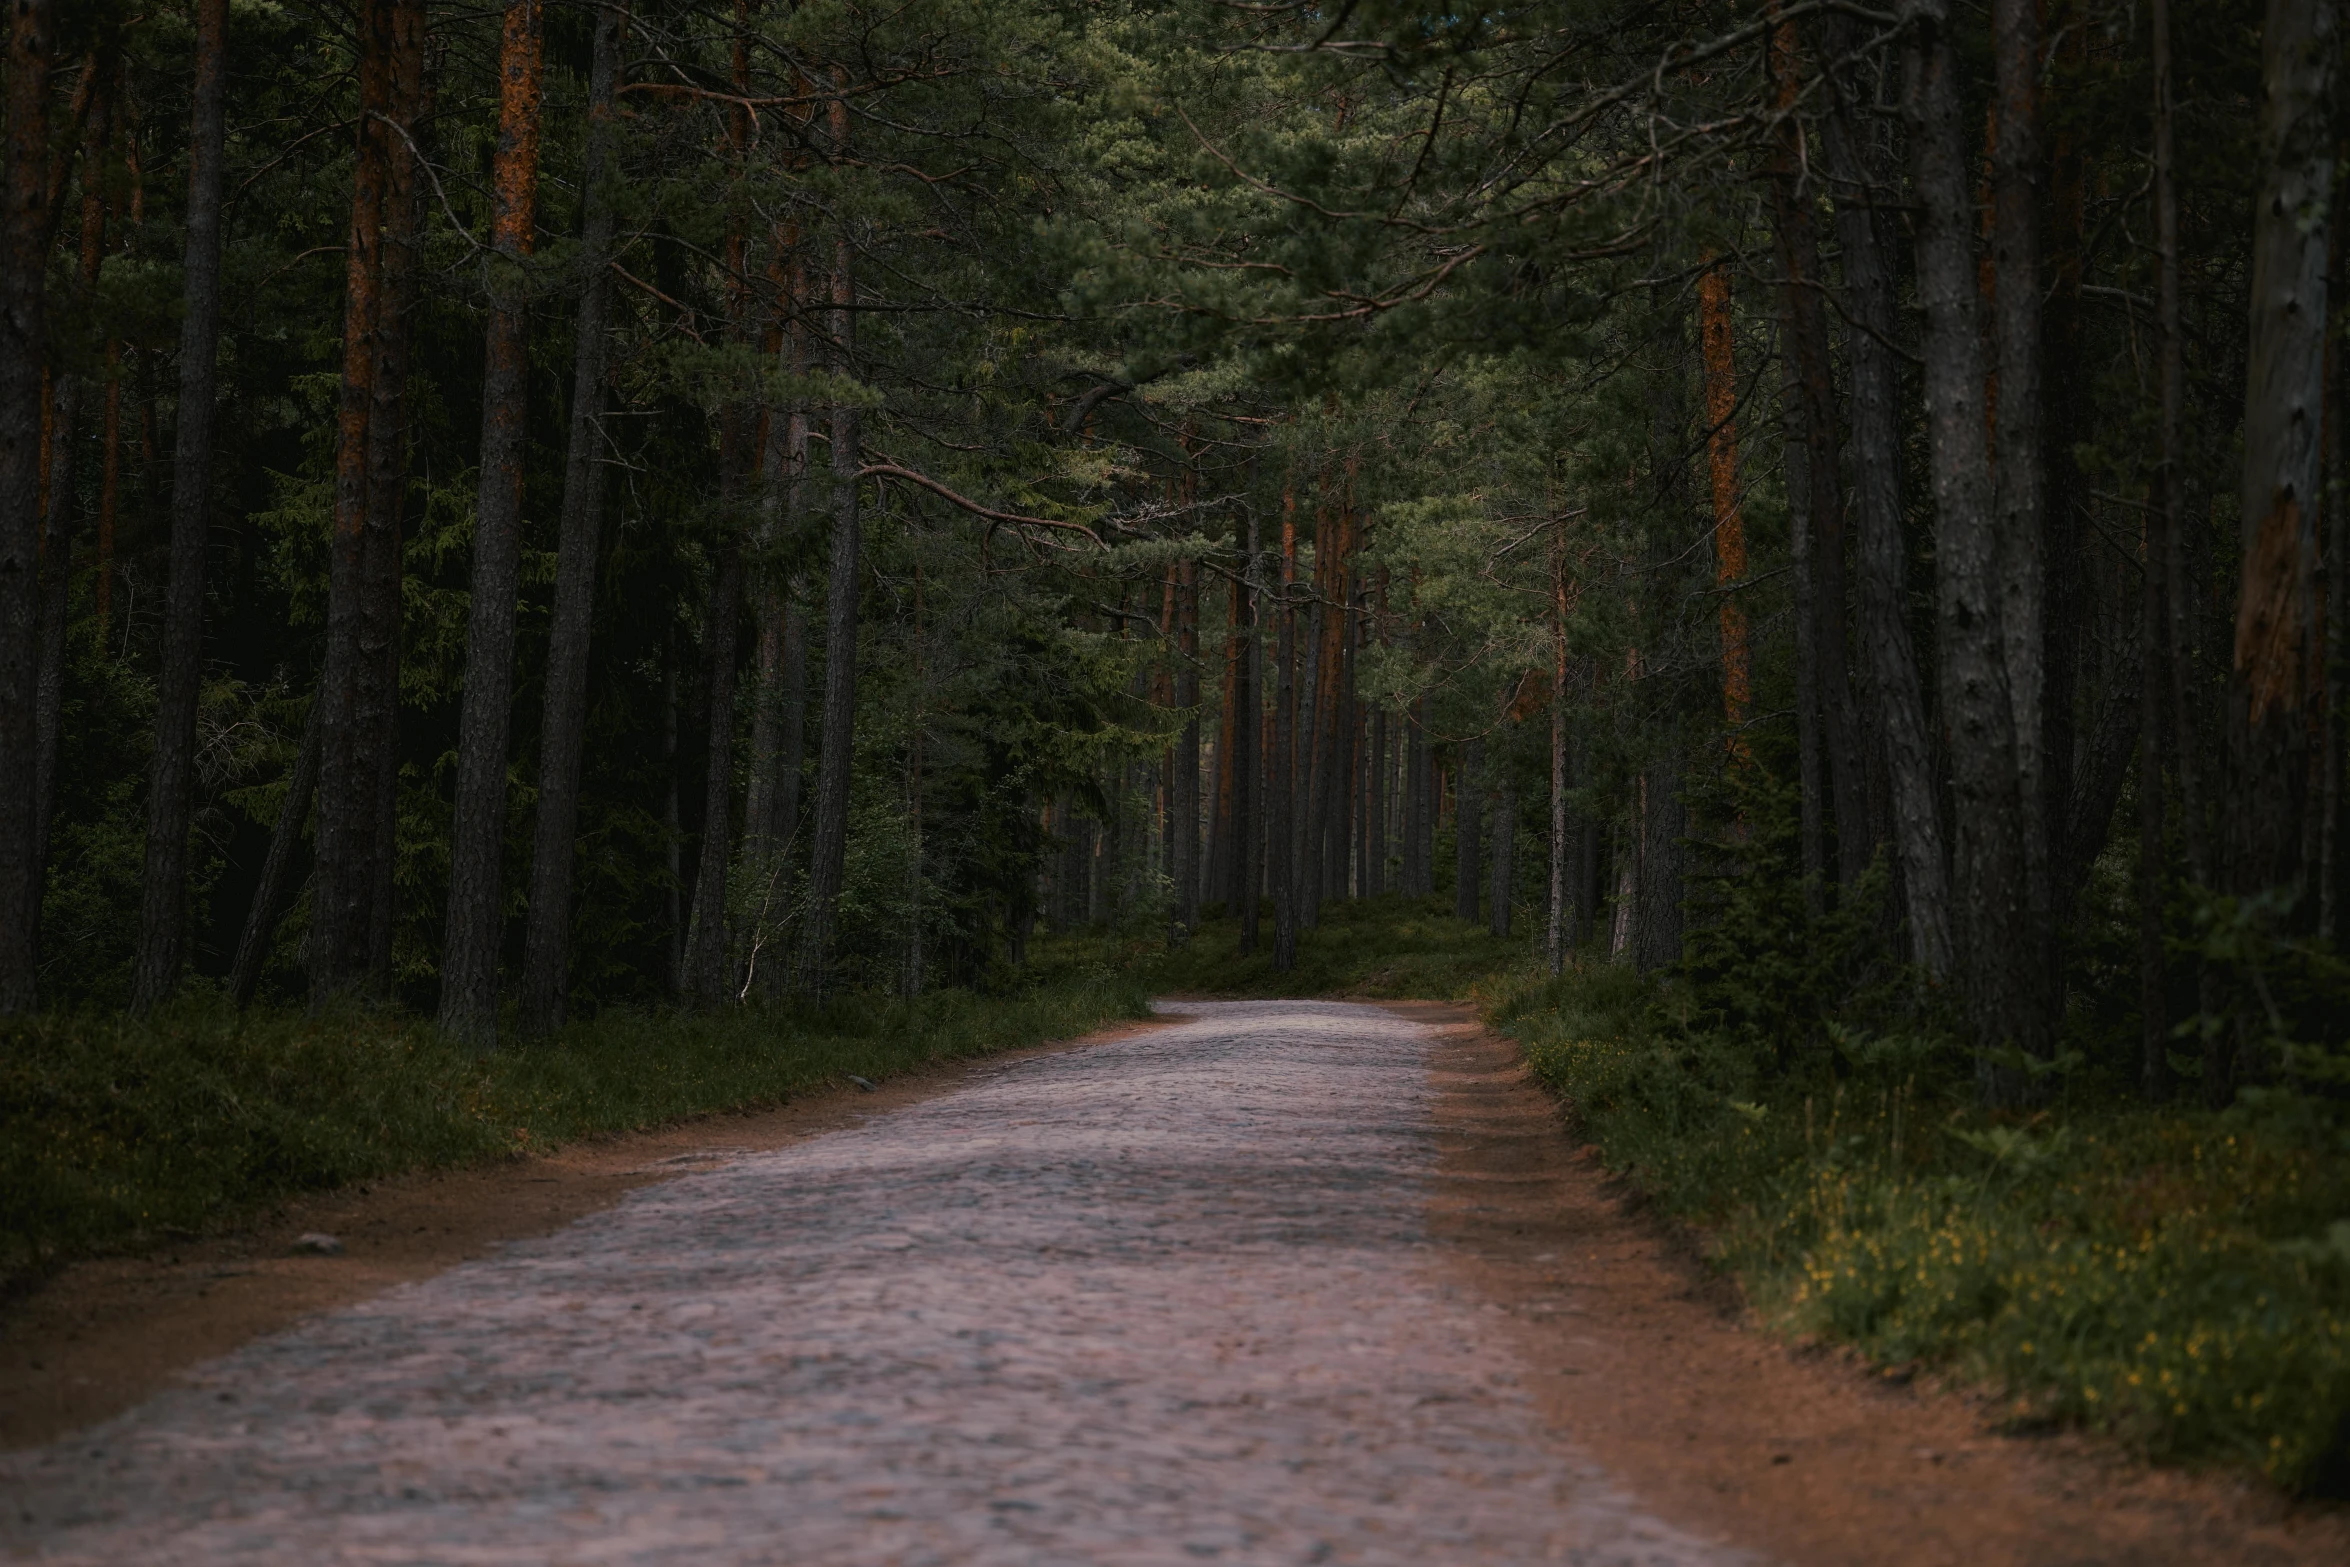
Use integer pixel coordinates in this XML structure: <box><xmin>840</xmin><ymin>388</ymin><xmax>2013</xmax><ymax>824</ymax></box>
<box><xmin>6</xmin><ymin>997</ymin><xmax>2345</xmax><ymax>1562</ymax></box>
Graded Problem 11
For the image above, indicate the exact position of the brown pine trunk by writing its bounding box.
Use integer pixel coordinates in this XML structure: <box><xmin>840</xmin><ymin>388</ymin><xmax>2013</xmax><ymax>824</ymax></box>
<box><xmin>518</xmin><ymin>0</ymin><xmax>626</xmax><ymax>1035</ymax></box>
<box><xmin>1699</xmin><ymin>258</ymin><xmax>1751</xmax><ymax>740</ymax></box>
<box><xmin>1236</xmin><ymin>491</ymin><xmax>1261</xmax><ymax>949</ymax></box>
<box><xmin>442</xmin><ymin>0</ymin><xmax>546</xmax><ymax>1043</ymax></box>
<box><xmin>1174</xmin><ymin>555</ymin><xmax>1200</xmax><ymax>932</ymax></box>
<box><xmin>1824</xmin><ymin>26</ymin><xmax>1953</xmax><ymax>977</ymax></box>
<box><xmin>310</xmin><ymin>0</ymin><xmax>398</xmax><ymax>1005</ymax></box>
<box><xmin>0</xmin><ymin>0</ymin><xmax>56</xmax><ymax>1009</ymax></box>
<box><xmin>130</xmin><ymin>0</ymin><xmax>230</xmax><ymax>1008</ymax></box>
<box><xmin>1908</xmin><ymin>0</ymin><xmax>2052</xmax><ymax>1098</ymax></box>
<box><xmin>1211</xmin><ymin>573</ymin><xmax>1240</xmax><ymax>909</ymax></box>
<box><xmin>1270</xmin><ymin>481</ymin><xmax>1298</xmax><ymax>970</ymax></box>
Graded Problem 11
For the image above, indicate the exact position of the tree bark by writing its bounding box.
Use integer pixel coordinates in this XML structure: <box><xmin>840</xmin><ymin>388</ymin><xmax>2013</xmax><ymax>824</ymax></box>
<box><xmin>518</xmin><ymin>0</ymin><xmax>625</xmax><ymax>1035</ymax></box>
<box><xmin>794</xmin><ymin>225</ymin><xmax>863</xmax><ymax>993</ymax></box>
<box><xmin>1767</xmin><ymin>11</ymin><xmax>1867</xmax><ymax>890</ymax></box>
<box><xmin>2141</xmin><ymin>501</ymin><xmax>2171</xmax><ymax>1102</ymax></box>
<box><xmin>2228</xmin><ymin>0</ymin><xmax>2335</xmax><ymax>907</ymax></box>
<box><xmin>1174</xmin><ymin>555</ymin><xmax>1200</xmax><ymax>933</ymax></box>
<box><xmin>29</xmin><ymin>54</ymin><xmax>110</xmax><ymax>977</ymax></box>
<box><xmin>1236</xmin><ymin>490</ymin><xmax>1260</xmax><ymax>949</ymax></box>
<box><xmin>442</xmin><ymin>0</ymin><xmax>546</xmax><ymax>1043</ymax></box>
<box><xmin>1454</xmin><ymin>740</ymin><xmax>1482</xmax><ymax>925</ymax></box>
<box><xmin>130</xmin><ymin>0</ymin><xmax>230</xmax><ymax>1009</ymax></box>
<box><xmin>1907</xmin><ymin>0</ymin><xmax>2053</xmax><ymax>1097</ymax></box>
<box><xmin>1271</xmin><ymin>481</ymin><xmax>1298</xmax><ymax>970</ymax></box>
<box><xmin>1490</xmin><ymin>763</ymin><xmax>1514</xmax><ymax>938</ymax></box>
<box><xmin>1</xmin><ymin>0</ymin><xmax>58</xmax><ymax>1009</ymax></box>
<box><xmin>1636</xmin><ymin>757</ymin><xmax>1685</xmax><ymax>971</ymax></box>
<box><xmin>1550</xmin><ymin>527</ymin><xmax>1570</xmax><ymax>972</ymax></box>
<box><xmin>1989</xmin><ymin>0</ymin><xmax>2051</xmax><ymax>948</ymax></box>
<box><xmin>1824</xmin><ymin>29</ymin><xmax>1953</xmax><ymax>978</ymax></box>
<box><xmin>361</xmin><ymin>0</ymin><xmax>428</xmax><ymax>995</ymax></box>
<box><xmin>1699</xmin><ymin>259</ymin><xmax>1752</xmax><ymax>740</ymax></box>
<box><xmin>310</xmin><ymin>0</ymin><xmax>398</xmax><ymax>1005</ymax></box>
<box><xmin>231</xmin><ymin>698</ymin><xmax>323</xmax><ymax>1009</ymax></box>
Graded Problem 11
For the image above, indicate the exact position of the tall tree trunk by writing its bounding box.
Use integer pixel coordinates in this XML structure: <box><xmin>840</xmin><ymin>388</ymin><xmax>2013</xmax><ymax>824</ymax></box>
<box><xmin>360</xmin><ymin>0</ymin><xmax>427</xmax><ymax>995</ymax></box>
<box><xmin>1636</xmin><ymin>756</ymin><xmax>1685</xmax><ymax>971</ymax></box>
<box><xmin>2151</xmin><ymin>0</ymin><xmax>2211</xmax><ymax>900</ymax></box>
<box><xmin>1211</xmin><ymin>567</ymin><xmax>1240</xmax><ymax>910</ymax></box>
<box><xmin>2228</xmin><ymin>0</ymin><xmax>2336</xmax><ymax>907</ymax></box>
<box><xmin>1237</xmin><ymin>492</ymin><xmax>1260</xmax><ymax>949</ymax></box>
<box><xmin>1367</xmin><ymin>705</ymin><xmax>1387</xmax><ymax>897</ymax></box>
<box><xmin>2147</xmin><ymin>0</ymin><xmax>2192</xmax><ymax>1087</ymax></box>
<box><xmin>2141</xmin><ymin>501</ymin><xmax>2171</xmax><ymax>1102</ymax></box>
<box><xmin>1407</xmin><ymin>695</ymin><xmax>1433</xmax><ymax>896</ymax></box>
<box><xmin>310</xmin><ymin>0</ymin><xmax>398</xmax><ymax>1005</ymax></box>
<box><xmin>1175</xmin><ymin>556</ymin><xmax>1201</xmax><ymax>932</ymax></box>
<box><xmin>795</xmin><ymin>219</ymin><xmax>863</xmax><ymax>992</ymax></box>
<box><xmin>1767</xmin><ymin>10</ymin><xmax>1867</xmax><ymax>889</ymax></box>
<box><xmin>1908</xmin><ymin>0</ymin><xmax>2052</xmax><ymax>1097</ymax></box>
<box><xmin>2041</xmin><ymin>15</ymin><xmax>2092</xmax><ymax>915</ymax></box>
<box><xmin>1825</xmin><ymin>30</ymin><xmax>1953</xmax><ymax>977</ymax></box>
<box><xmin>0</xmin><ymin>0</ymin><xmax>58</xmax><ymax>1010</ymax></box>
<box><xmin>1454</xmin><ymin>740</ymin><xmax>1482</xmax><ymax>924</ymax></box>
<box><xmin>1490</xmin><ymin>763</ymin><xmax>1514</xmax><ymax>938</ymax></box>
<box><xmin>683</xmin><ymin>503</ymin><xmax>746</xmax><ymax>1007</ymax></box>
<box><xmin>743</xmin><ymin>240</ymin><xmax>804</xmax><ymax>889</ymax></box>
<box><xmin>1699</xmin><ymin>258</ymin><xmax>1752</xmax><ymax>739</ymax></box>
<box><xmin>442</xmin><ymin>0</ymin><xmax>546</xmax><ymax>1043</ymax></box>
<box><xmin>518</xmin><ymin>0</ymin><xmax>625</xmax><ymax>1035</ymax></box>
<box><xmin>1550</xmin><ymin>525</ymin><xmax>1570</xmax><ymax>972</ymax></box>
<box><xmin>1271</xmin><ymin>482</ymin><xmax>1298</xmax><ymax>970</ymax></box>
<box><xmin>662</xmin><ymin>625</ymin><xmax>682</xmax><ymax>988</ymax></box>
<box><xmin>130</xmin><ymin>0</ymin><xmax>230</xmax><ymax>1009</ymax></box>
<box><xmin>29</xmin><ymin>56</ymin><xmax>110</xmax><ymax>973</ymax></box>
<box><xmin>231</xmin><ymin>698</ymin><xmax>323</xmax><ymax>1009</ymax></box>
<box><xmin>1989</xmin><ymin>0</ymin><xmax>2051</xmax><ymax>948</ymax></box>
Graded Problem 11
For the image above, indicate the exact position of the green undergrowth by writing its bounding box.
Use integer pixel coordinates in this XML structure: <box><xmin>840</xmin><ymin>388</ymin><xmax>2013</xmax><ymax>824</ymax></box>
<box><xmin>1487</xmin><ymin>963</ymin><xmax>2350</xmax><ymax>1497</ymax></box>
<box><xmin>1057</xmin><ymin>892</ymin><xmax>1527</xmax><ymax>999</ymax></box>
<box><xmin>0</xmin><ymin>969</ymin><xmax>1151</xmax><ymax>1283</ymax></box>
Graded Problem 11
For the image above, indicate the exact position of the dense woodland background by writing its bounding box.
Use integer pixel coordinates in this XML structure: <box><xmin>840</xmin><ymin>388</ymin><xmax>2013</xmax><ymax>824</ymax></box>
<box><xmin>7</xmin><ymin>0</ymin><xmax>2350</xmax><ymax>1494</ymax></box>
<box><xmin>3</xmin><ymin>0</ymin><xmax>2348</xmax><ymax>1092</ymax></box>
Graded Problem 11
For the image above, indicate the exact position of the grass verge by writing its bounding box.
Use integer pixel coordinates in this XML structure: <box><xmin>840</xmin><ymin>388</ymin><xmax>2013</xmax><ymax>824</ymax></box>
<box><xmin>1102</xmin><ymin>898</ymin><xmax>2350</xmax><ymax>1496</ymax></box>
<box><xmin>1</xmin><ymin>967</ymin><xmax>1150</xmax><ymax>1283</ymax></box>
<box><xmin>1486</xmin><ymin>963</ymin><xmax>2350</xmax><ymax>1498</ymax></box>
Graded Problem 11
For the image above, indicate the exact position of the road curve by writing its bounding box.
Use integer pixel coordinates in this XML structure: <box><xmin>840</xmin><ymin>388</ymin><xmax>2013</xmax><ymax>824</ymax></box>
<box><xmin>1</xmin><ymin>999</ymin><xmax>1745</xmax><ymax>1565</ymax></box>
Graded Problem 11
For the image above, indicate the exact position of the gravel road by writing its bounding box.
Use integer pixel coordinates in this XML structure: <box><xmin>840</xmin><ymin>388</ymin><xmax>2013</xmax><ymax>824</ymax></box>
<box><xmin>1</xmin><ymin>1000</ymin><xmax>1746</xmax><ymax>1565</ymax></box>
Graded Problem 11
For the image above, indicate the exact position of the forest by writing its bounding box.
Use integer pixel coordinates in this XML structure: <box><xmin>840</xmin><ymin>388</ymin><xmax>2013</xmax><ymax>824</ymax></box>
<box><xmin>5</xmin><ymin>0</ymin><xmax>2350</xmax><ymax>1498</ymax></box>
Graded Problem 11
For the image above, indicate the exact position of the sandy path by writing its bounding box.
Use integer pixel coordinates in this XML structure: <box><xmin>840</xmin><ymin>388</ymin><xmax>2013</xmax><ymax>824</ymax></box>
<box><xmin>0</xmin><ymin>1000</ymin><xmax>1743</xmax><ymax>1566</ymax></box>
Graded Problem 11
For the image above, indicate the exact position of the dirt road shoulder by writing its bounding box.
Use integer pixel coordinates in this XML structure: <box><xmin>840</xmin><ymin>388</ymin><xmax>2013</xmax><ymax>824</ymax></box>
<box><xmin>1405</xmin><ymin>1000</ymin><xmax>2350</xmax><ymax>1566</ymax></box>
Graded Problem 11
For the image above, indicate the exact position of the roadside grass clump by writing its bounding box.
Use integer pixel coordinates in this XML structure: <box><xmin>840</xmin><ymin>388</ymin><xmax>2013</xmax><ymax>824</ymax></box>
<box><xmin>0</xmin><ymin>968</ymin><xmax>1149</xmax><ymax>1282</ymax></box>
<box><xmin>1490</xmin><ymin>963</ymin><xmax>2350</xmax><ymax>1496</ymax></box>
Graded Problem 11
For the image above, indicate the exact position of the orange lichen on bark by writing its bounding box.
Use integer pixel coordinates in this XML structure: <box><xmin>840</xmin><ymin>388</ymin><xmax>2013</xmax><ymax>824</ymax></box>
<box><xmin>491</xmin><ymin>0</ymin><xmax>545</xmax><ymax>260</ymax></box>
